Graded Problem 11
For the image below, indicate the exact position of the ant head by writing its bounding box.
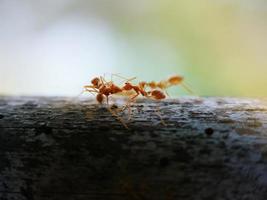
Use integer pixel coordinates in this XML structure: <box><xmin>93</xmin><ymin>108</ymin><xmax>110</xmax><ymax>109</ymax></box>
<box><xmin>139</xmin><ymin>82</ymin><xmax>146</xmax><ymax>88</ymax></box>
<box><xmin>168</xmin><ymin>76</ymin><xmax>183</xmax><ymax>85</ymax></box>
<box><xmin>91</xmin><ymin>77</ymin><xmax>100</xmax><ymax>86</ymax></box>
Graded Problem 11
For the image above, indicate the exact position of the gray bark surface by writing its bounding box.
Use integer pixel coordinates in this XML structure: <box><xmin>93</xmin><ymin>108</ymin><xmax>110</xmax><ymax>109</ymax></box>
<box><xmin>1</xmin><ymin>97</ymin><xmax>267</xmax><ymax>200</ymax></box>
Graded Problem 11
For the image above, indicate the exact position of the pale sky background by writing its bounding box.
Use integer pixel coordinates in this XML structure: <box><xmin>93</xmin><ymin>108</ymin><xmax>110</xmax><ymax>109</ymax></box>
<box><xmin>0</xmin><ymin>0</ymin><xmax>267</xmax><ymax>96</ymax></box>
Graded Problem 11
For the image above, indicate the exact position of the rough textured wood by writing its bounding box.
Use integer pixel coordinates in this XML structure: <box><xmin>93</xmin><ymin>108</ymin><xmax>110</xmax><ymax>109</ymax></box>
<box><xmin>1</xmin><ymin>97</ymin><xmax>267</xmax><ymax>200</ymax></box>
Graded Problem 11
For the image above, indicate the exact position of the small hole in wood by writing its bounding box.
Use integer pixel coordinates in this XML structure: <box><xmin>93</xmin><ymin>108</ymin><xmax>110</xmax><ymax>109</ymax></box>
<box><xmin>205</xmin><ymin>128</ymin><xmax>214</xmax><ymax>136</ymax></box>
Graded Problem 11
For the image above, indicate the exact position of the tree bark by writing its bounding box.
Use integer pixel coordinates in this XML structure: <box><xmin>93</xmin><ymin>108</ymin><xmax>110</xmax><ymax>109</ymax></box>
<box><xmin>0</xmin><ymin>96</ymin><xmax>267</xmax><ymax>200</ymax></box>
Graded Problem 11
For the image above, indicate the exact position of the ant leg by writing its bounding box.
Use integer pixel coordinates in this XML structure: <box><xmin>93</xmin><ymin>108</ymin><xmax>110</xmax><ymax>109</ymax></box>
<box><xmin>107</xmin><ymin>106</ymin><xmax>129</xmax><ymax>129</ymax></box>
<box><xmin>72</xmin><ymin>90</ymin><xmax>86</xmax><ymax>101</ymax></box>
<box><xmin>111</xmin><ymin>73</ymin><xmax>136</xmax><ymax>82</ymax></box>
<box><xmin>120</xmin><ymin>92</ymin><xmax>138</xmax><ymax>111</ymax></box>
<box><xmin>100</xmin><ymin>76</ymin><xmax>108</xmax><ymax>85</ymax></box>
<box><xmin>112</xmin><ymin>74</ymin><xmax>137</xmax><ymax>85</ymax></box>
<box><xmin>84</xmin><ymin>89</ymin><xmax>98</xmax><ymax>96</ymax></box>
<box><xmin>118</xmin><ymin>95</ymin><xmax>136</xmax><ymax>121</ymax></box>
<box><xmin>125</xmin><ymin>100</ymin><xmax>133</xmax><ymax>121</ymax></box>
<box><xmin>126</xmin><ymin>94</ymin><xmax>139</xmax><ymax>121</ymax></box>
<box><xmin>105</xmin><ymin>95</ymin><xmax>129</xmax><ymax>129</ymax></box>
<box><xmin>181</xmin><ymin>82</ymin><xmax>195</xmax><ymax>95</ymax></box>
<box><xmin>165</xmin><ymin>89</ymin><xmax>170</xmax><ymax>97</ymax></box>
<box><xmin>84</xmin><ymin>86</ymin><xmax>99</xmax><ymax>94</ymax></box>
<box><xmin>106</xmin><ymin>96</ymin><xmax>109</xmax><ymax>105</ymax></box>
<box><xmin>131</xmin><ymin>93</ymin><xmax>139</xmax><ymax>101</ymax></box>
<box><xmin>155</xmin><ymin>105</ymin><xmax>167</xmax><ymax>126</ymax></box>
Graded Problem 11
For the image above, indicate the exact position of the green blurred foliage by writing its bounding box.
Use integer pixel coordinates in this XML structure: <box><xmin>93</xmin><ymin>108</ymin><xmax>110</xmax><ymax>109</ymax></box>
<box><xmin>107</xmin><ymin>0</ymin><xmax>267</xmax><ymax>96</ymax></box>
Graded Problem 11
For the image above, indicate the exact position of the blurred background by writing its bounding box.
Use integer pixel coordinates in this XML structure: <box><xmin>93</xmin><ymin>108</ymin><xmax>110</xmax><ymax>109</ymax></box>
<box><xmin>0</xmin><ymin>0</ymin><xmax>266</xmax><ymax>97</ymax></box>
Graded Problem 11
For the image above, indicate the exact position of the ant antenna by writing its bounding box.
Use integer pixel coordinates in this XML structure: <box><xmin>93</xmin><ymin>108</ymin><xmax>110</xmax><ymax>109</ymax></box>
<box><xmin>109</xmin><ymin>73</ymin><xmax>137</xmax><ymax>84</ymax></box>
<box><xmin>181</xmin><ymin>82</ymin><xmax>196</xmax><ymax>96</ymax></box>
<box><xmin>72</xmin><ymin>90</ymin><xmax>85</xmax><ymax>102</ymax></box>
<box><xmin>155</xmin><ymin>106</ymin><xmax>167</xmax><ymax>126</ymax></box>
<box><xmin>100</xmin><ymin>76</ymin><xmax>108</xmax><ymax>85</ymax></box>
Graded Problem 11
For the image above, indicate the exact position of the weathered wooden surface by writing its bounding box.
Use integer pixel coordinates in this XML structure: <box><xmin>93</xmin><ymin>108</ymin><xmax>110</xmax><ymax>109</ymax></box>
<box><xmin>1</xmin><ymin>97</ymin><xmax>267</xmax><ymax>200</ymax></box>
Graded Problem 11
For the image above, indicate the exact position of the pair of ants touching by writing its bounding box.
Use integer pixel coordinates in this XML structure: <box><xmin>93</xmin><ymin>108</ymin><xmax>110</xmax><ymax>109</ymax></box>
<box><xmin>83</xmin><ymin>74</ymin><xmax>191</xmax><ymax>129</ymax></box>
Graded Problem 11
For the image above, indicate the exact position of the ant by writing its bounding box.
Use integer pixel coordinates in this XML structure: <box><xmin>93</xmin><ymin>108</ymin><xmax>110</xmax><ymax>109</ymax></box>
<box><xmin>122</xmin><ymin>82</ymin><xmax>167</xmax><ymax>100</ymax></box>
<box><xmin>141</xmin><ymin>75</ymin><xmax>183</xmax><ymax>90</ymax></box>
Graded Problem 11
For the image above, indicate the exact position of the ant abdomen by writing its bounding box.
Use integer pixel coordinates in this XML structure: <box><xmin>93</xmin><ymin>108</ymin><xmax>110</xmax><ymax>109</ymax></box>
<box><xmin>151</xmin><ymin>90</ymin><xmax>166</xmax><ymax>100</ymax></box>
